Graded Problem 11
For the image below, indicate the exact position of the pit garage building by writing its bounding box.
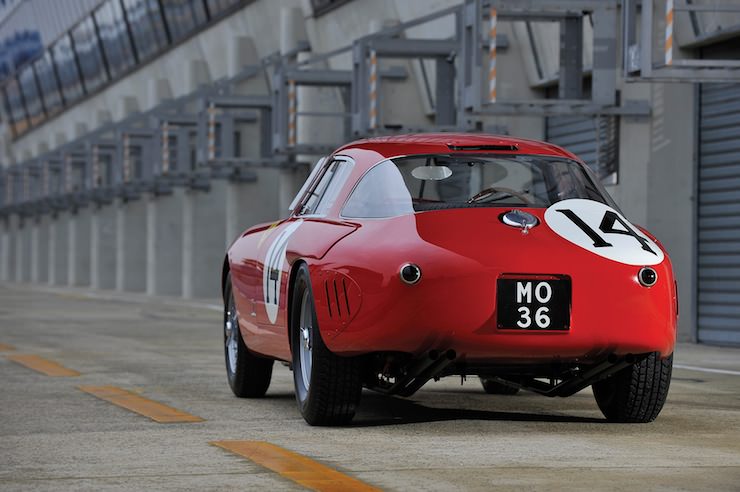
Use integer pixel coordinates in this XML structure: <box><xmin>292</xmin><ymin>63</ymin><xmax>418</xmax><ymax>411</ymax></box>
<box><xmin>1</xmin><ymin>0</ymin><xmax>739</xmax><ymax>345</ymax></box>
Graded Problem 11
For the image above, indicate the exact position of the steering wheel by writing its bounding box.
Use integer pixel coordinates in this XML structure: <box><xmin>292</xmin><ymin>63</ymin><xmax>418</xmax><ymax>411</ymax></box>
<box><xmin>467</xmin><ymin>186</ymin><xmax>533</xmax><ymax>205</ymax></box>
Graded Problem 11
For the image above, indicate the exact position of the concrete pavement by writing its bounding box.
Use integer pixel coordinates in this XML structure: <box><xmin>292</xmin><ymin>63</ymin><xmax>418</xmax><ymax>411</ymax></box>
<box><xmin>1</xmin><ymin>283</ymin><xmax>739</xmax><ymax>491</ymax></box>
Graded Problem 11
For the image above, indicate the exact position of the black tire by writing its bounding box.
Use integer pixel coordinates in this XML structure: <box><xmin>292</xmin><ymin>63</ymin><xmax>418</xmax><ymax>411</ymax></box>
<box><xmin>592</xmin><ymin>353</ymin><xmax>672</xmax><ymax>423</ymax></box>
<box><xmin>291</xmin><ymin>264</ymin><xmax>363</xmax><ymax>426</ymax></box>
<box><xmin>480</xmin><ymin>377</ymin><xmax>520</xmax><ymax>395</ymax></box>
<box><xmin>224</xmin><ymin>272</ymin><xmax>274</xmax><ymax>398</ymax></box>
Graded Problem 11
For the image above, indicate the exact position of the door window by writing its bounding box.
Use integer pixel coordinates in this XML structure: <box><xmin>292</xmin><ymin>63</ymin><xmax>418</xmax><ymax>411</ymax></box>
<box><xmin>297</xmin><ymin>158</ymin><xmax>353</xmax><ymax>216</ymax></box>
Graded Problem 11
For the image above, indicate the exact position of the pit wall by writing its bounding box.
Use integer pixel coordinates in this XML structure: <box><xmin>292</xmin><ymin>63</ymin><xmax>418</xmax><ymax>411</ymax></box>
<box><xmin>0</xmin><ymin>0</ymin><xmax>697</xmax><ymax>341</ymax></box>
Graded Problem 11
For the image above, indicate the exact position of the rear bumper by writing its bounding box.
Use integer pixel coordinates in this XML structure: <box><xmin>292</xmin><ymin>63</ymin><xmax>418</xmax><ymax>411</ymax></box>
<box><xmin>315</xmin><ymin>264</ymin><xmax>677</xmax><ymax>363</ymax></box>
<box><xmin>324</xmin><ymin>316</ymin><xmax>675</xmax><ymax>363</ymax></box>
<box><xmin>311</xmin><ymin>211</ymin><xmax>678</xmax><ymax>364</ymax></box>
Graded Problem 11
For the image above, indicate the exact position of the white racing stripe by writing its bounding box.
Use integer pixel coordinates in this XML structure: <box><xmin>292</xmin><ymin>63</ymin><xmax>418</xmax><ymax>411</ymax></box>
<box><xmin>674</xmin><ymin>364</ymin><xmax>740</xmax><ymax>377</ymax></box>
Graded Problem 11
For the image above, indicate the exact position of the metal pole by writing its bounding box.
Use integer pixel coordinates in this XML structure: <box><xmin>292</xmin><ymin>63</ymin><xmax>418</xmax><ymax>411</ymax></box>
<box><xmin>65</xmin><ymin>154</ymin><xmax>72</xmax><ymax>193</ymax></box>
<box><xmin>92</xmin><ymin>145</ymin><xmax>100</xmax><ymax>188</ymax></box>
<box><xmin>288</xmin><ymin>80</ymin><xmax>297</xmax><ymax>147</ymax></box>
<box><xmin>123</xmin><ymin>133</ymin><xmax>130</xmax><ymax>183</ymax></box>
<box><xmin>369</xmin><ymin>49</ymin><xmax>378</xmax><ymax>130</ymax></box>
<box><xmin>665</xmin><ymin>0</ymin><xmax>673</xmax><ymax>66</ymax></box>
<box><xmin>43</xmin><ymin>163</ymin><xmax>49</xmax><ymax>197</ymax></box>
<box><xmin>23</xmin><ymin>168</ymin><xmax>29</xmax><ymax>202</ymax></box>
<box><xmin>207</xmin><ymin>102</ymin><xmax>216</xmax><ymax>161</ymax></box>
<box><xmin>489</xmin><ymin>7</ymin><xmax>497</xmax><ymax>103</ymax></box>
<box><xmin>162</xmin><ymin>122</ymin><xmax>170</xmax><ymax>174</ymax></box>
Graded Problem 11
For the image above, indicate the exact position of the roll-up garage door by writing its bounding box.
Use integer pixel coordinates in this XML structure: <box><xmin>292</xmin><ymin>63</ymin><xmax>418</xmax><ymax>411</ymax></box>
<box><xmin>545</xmin><ymin>115</ymin><xmax>619</xmax><ymax>184</ymax></box>
<box><xmin>698</xmin><ymin>83</ymin><xmax>740</xmax><ymax>345</ymax></box>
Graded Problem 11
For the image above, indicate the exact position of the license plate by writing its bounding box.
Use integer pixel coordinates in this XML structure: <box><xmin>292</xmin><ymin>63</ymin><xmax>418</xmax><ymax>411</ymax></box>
<box><xmin>496</xmin><ymin>277</ymin><xmax>571</xmax><ymax>330</ymax></box>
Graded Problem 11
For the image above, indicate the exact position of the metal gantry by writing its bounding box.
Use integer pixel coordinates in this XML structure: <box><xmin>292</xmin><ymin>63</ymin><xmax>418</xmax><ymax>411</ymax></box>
<box><xmin>3</xmin><ymin>0</ymin><xmax>739</xmax><ymax>219</ymax></box>
<box><xmin>624</xmin><ymin>0</ymin><xmax>740</xmax><ymax>82</ymax></box>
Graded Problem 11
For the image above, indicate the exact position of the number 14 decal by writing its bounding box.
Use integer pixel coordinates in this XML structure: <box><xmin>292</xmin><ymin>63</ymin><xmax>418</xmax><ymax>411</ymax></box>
<box><xmin>557</xmin><ymin>209</ymin><xmax>657</xmax><ymax>256</ymax></box>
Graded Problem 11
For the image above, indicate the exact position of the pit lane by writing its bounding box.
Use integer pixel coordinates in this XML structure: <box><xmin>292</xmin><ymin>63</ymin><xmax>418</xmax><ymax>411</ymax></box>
<box><xmin>2</xmin><ymin>284</ymin><xmax>739</xmax><ymax>491</ymax></box>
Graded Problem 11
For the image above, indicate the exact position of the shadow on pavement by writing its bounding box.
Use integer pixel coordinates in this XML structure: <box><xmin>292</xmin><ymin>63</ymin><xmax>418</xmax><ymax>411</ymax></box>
<box><xmin>351</xmin><ymin>392</ymin><xmax>605</xmax><ymax>427</ymax></box>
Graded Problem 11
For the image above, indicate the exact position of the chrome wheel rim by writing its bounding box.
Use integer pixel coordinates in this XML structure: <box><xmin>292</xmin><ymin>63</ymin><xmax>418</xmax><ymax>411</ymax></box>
<box><xmin>225</xmin><ymin>296</ymin><xmax>238</xmax><ymax>375</ymax></box>
<box><xmin>299</xmin><ymin>290</ymin><xmax>313</xmax><ymax>390</ymax></box>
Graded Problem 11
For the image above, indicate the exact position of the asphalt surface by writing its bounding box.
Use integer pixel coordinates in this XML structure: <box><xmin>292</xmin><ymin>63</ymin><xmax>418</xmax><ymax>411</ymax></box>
<box><xmin>1</xmin><ymin>283</ymin><xmax>740</xmax><ymax>491</ymax></box>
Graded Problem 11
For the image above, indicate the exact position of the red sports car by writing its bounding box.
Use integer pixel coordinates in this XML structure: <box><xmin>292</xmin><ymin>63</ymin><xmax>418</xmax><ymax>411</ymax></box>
<box><xmin>222</xmin><ymin>134</ymin><xmax>677</xmax><ymax>426</ymax></box>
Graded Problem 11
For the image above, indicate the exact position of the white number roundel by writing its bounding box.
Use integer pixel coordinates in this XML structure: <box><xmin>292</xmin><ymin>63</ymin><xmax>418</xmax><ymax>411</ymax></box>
<box><xmin>544</xmin><ymin>199</ymin><xmax>664</xmax><ymax>266</ymax></box>
<box><xmin>262</xmin><ymin>220</ymin><xmax>303</xmax><ymax>324</ymax></box>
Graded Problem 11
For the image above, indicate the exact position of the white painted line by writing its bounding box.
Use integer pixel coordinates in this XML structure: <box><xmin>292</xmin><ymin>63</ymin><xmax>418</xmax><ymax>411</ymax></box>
<box><xmin>203</xmin><ymin>304</ymin><xmax>222</xmax><ymax>312</ymax></box>
<box><xmin>674</xmin><ymin>364</ymin><xmax>740</xmax><ymax>376</ymax></box>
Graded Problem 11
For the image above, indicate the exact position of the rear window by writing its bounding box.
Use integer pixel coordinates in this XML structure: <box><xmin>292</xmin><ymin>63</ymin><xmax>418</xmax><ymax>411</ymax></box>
<box><xmin>342</xmin><ymin>154</ymin><xmax>619</xmax><ymax>218</ymax></box>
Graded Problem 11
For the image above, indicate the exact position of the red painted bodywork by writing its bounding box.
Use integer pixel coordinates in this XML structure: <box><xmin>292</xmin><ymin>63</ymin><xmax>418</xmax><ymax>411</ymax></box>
<box><xmin>226</xmin><ymin>134</ymin><xmax>677</xmax><ymax>366</ymax></box>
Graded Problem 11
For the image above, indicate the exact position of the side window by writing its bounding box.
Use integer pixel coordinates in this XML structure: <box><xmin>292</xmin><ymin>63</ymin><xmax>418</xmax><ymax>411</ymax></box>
<box><xmin>289</xmin><ymin>157</ymin><xmax>326</xmax><ymax>214</ymax></box>
<box><xmin>298</xmin><ymin>159</ymin><xmax>353</xmax><ymax>216</ymax></box>
<box><xmin>342</xmin><ymin>160</ymin><xmax>414</xmax><ymax>218</ymax></box>
<box><xmin>314</xmin><ymin>160</ymin><xmax>353</xmax><ymax>215</ymax></box>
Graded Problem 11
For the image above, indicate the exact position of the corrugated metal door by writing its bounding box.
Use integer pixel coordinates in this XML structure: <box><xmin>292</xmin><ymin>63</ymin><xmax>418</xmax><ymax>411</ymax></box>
<box><xmin>545</xmin><ymin>115</ymin><xmax>619</xmax><ymax>184</ymax></box>
<box><xmin>698</xmin><ymin>83</ymin><xmax>740</xmax><ymax>345</ymax></box>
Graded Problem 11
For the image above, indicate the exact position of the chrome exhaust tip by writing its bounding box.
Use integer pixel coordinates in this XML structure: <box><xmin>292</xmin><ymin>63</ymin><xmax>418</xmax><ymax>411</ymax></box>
<box><xmin>400</xmin><ymin>263</ymin><xmax>422</xmax><ymax>285</ymax></box>
<box><xmin>638</xmin><ymin>267</ymin><xmax>658</xmax><ymax>287</ymax></box>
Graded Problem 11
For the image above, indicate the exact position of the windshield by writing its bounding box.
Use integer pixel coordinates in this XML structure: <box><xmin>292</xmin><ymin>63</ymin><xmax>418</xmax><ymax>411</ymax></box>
<box><xmin>342</xmin><ymin>154</ymin><xmax>619</xmax><ymax>218</ymax></box>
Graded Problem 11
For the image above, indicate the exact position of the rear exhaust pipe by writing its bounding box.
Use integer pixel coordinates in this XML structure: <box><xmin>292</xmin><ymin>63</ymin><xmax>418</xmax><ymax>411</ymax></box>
<box><xmin>397</xmin><ymin>349</ymin><xmax>457</xmax><ymax>397</ymax></box>
<box><xmin>378</xmin><ymin>349</ymin><xmax>458</xmax><ymax>396</ymax></box>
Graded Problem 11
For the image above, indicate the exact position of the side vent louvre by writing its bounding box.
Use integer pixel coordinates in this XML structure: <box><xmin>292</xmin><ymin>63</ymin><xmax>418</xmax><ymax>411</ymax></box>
<box><xmin>342</xmin><ymin>278</ymin><xmax>351</xmax><ymax>315</ymax></box>
<box><xmin>325</xmin><ymin>279</ymin><xmax>351</xmax><ymax>318</ymax></box>
<box><xmin>324</xmin><ymin>281</ymin><xmax>333</xmax><ymax>318</ymax></box>
<box><xmin>321</xmin><ymin>271</ymin><xmax>361</xmax><ymax>323</ymax></box>
<box><xmin>333</xmin><ymin>279</ymin><xmax>342</xmax><ymax>317</ymax></box>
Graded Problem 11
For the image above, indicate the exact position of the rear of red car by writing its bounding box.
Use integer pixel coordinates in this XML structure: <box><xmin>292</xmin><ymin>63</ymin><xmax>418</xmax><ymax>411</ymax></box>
<box><xmin>315</xmin><ymin>208</ymin><xmax>677</xmax><ymax>363</ymax></box>
<box><xmin>222</xmin><ymin>134</ymin><xmax>676</xmax><ymax>425</ymax></box>
<box><xmin>303</xmin><ymin>147</ymin><xmax>676</xmax><ymax>423</ymax></box>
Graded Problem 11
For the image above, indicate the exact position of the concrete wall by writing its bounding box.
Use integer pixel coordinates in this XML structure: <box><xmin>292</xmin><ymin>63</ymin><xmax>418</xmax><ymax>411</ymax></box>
<box><xmin>146</xmin><ymin>190</ymin><xmax>185</xmax><ymax>297</ymax></box>
<box><xmin>116</xmin><ymin>198</ymin><xmax>147</xmax><ymax>293</ymax></box>
<box><xmin>30</xmin><ymin>215</ymin><xmax>49</xmax><ymax>283</ymax></box>
<box><xmin>0</xmin><ymin>0</ymin><xmax>707</xmax><ymax>343</ymax></box>
<box><xmin>48</xmin><ymin>213</ymin><xmax>68</xmax><ymax>286</ymax></box>
<box><xmin>68</xmin><ymin>207</ymin><xmax>92</xmax><ymax>286</ymax></box>
<box><xmin>90</xmin><ymin>204</ymin><xmax>117</xmax><ymax>290</ymax></box>
<box><xmin>602</xmin><ymin>80</ymin><xmax>696</xmax><ymax>342</ymax></box>
<box><xmin>647</xmin><ymin>83</ymin><xmax>697</xmax><ymax>342</ymax></box>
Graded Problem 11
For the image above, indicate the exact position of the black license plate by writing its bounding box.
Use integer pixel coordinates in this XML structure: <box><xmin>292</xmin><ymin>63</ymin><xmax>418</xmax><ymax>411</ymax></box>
<box><xmin>496</xmin><ymin>277</ymin><xmax>571</xmax><ymax>330</ymax></box>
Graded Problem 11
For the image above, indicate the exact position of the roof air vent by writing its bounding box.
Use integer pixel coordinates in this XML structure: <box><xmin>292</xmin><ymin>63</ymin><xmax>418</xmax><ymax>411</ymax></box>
<box><xmin>447</xmin><ymin>144</ymin><xmax>518</xmax><ymax>151</ymax></box>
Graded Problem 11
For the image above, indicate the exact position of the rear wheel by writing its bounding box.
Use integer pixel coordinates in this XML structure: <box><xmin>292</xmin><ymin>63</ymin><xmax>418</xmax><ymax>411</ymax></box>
<box><xmin>592</xmin><ymin>353</ymin><xmax>672</xmax><ymax>423</ymax></box>
<box><xmin>291</xmin><ymin>264</ymin><xmax>363</xmax><ymax>426</ymax></box>
<box><xmin>480</xmin><ymin>377</ymin><xmax>520</xmax><ymax>395</ymax></box>
<box><xmin>224</xmin><ymin>272</ymin><xmax>273</xmax><ymax>398</ymax></box>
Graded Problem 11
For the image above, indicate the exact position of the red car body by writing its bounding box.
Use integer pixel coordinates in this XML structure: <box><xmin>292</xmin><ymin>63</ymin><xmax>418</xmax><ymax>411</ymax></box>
<box><xmin>226</xmin><ymin>134</ymin><xmax>676</xmax><ymax>367</ymax></box>
<box><xmin>223</xmin><ymin>133</ymin><xmax>677</xmax><ymax>426</ymax></box>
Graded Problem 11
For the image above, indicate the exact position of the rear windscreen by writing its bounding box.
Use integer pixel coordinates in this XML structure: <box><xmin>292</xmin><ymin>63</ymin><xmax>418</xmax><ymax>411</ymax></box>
<box><xmin>342</xmin><ymin>154</ymin><xmax>619</xmax><ymax>218</ymax></box>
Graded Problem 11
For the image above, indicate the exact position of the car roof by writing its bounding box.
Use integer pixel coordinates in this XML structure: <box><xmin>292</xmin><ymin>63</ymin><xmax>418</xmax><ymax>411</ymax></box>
<box><xmin>334</xmin><ymin>133</ymin><xmax>580</xmax><ymax>164</ymax></box>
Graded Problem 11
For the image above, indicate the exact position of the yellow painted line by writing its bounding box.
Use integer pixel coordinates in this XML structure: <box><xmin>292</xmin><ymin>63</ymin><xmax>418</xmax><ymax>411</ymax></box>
<box><xmin>6</xmin><ymin>354</ymin><xmax>80</xmax><ymax>376</ymax></box>
<box><xmin>0</xmin><ymin>343</ymin><xmax>15</xmax><ymax>351</ymax></box>
<box><xmin>78</xmin><ymin>385</ymin><xmax>204</xmax><ymax>423</ymax></box>
<box><xmin>211</xmin><ymin>440</ymin><xmax>380</xmax><ymax>492</ymax></box>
